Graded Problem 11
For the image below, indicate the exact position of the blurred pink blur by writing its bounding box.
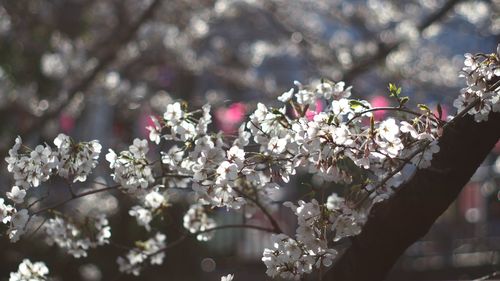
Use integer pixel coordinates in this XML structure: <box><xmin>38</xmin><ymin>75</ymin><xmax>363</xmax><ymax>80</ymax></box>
<box><xmin>215</xmin><ymin>102</ymin><xmax>247</xmax><ymax>133</ymax></box>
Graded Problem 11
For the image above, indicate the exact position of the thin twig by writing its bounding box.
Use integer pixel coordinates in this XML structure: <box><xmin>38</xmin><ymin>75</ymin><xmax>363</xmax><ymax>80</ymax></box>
<box><xmin>234</xmin><ymin>189</ymin><xmax>283</xmax><ymax>233</ymax></box>
<box><xmin>150</xmin><ymin>223</ymin><xmax>277</xmax><ymax>257</ymax></box>
<box><xmin>345</xmin><ymin>106</ymin><xmax>432</xmax><ymax>125</ymax></box>
<box><xmin>19</xmin><ymin>0</ymin><xmax>164</xmax><ymax>140</ymax></box>
<box><xmin>32</xmin><ymin>185</ymin><xmax>119</xmax><ymax>215</ymax></box>
<box><xmin>342</xmin><ymin>0</ymin><xmax>462</xmax><ymax>82</ymax></box>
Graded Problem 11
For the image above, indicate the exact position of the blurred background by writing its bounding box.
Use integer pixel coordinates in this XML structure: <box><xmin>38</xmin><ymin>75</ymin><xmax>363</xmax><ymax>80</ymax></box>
<box><xmin>0</xmin><ymin>0</ymin><xmax>499</xmax><ymax>280</ymax></box>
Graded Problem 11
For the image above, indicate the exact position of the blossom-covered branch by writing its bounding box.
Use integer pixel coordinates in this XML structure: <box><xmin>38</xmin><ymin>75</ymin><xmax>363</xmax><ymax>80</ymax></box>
<box><xmin>1</xmin><ymin>46</ymin><xmax>499</xmax><ymax>281</ymax></box>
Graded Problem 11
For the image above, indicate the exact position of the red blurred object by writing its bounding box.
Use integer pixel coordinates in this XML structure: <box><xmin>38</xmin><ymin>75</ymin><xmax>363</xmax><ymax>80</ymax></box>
<box><xmin>140</xmin><ymin>111</ymin><xmax>158</xmax><ymax>139</ymax></box>
<box><xmin>458</xmin><ymin>182</ymin><xmax>482</xmax><ymax>217</ymax></box>
<box><xmin>433</xmin><ymin>104</ymin><xmax>448</xmax><ymax>121</ymax></box>
<box><xmin>305</xmin><ymin>100</ymin><xmax>324</xmax><ymax>121</ymax></box>
<box><xmin>215</xmin><ymin>102</ymin><xmax>247</xmax><ymax>133</ymax></box>
<box><xmin>494</xmin><ymin>140</ymin><xmax>500</xmax><ymax>153</ymax></box>
<box><xmin>59</xmin><ymin>113</ymin><xmax>75</xmax><ymax>133</ymax></box>
<box><xmin>370</xmin><ymin>95</ymin><xmax>390</xmax><ymax>120</ymax></box>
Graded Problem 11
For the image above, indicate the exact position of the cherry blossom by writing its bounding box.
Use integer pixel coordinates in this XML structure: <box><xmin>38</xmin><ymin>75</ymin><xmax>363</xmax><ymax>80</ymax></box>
<box><xmin>183</xmin><ymin>204</ymin><xmax>217</xmax><ymax>241</ymax></box>
<box><xmin>221</xmin><ymin>273</ymin><xmax>234</xmax><ymax>281</ymax></box>
<box><xmin>6</xmin><ymin>186</ymin><xmax>26</xmax><ymax>204</ymax></box>
<box><xmin>44</xmin><ymin>215</ymin><xmax>111</xmax><ymax>258</ymax></box>
<box><xmin>106</xmin><ymin>138</ymin><xmax>154</xmax><ymax>191</ymax></box>
<box><xmin>9</xmin><ymin>259</ymin><xmax>49</xmax><ymax>281</ymax></box>
<box><xmin>117</xmin><ymin>233</ymin><xmax>166</xmax><ymax>276</ymax></box>
<box><xmin>0</xmin><ymin>45</ymin><xmax>498</xmax><ymax>280</ymax></box>
<box><xmin>54</xmin><ymin>133</ymin><xmax>102</xmax><ymax>182</ymax></box>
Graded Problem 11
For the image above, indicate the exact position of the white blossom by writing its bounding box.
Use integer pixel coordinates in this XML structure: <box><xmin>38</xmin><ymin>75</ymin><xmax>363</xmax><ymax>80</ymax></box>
<box><xmin>54</xmin><ymin>133</ymin><xmax>101</xmax><ymax>182</ymax></box>
<box><xmin>278</xmin><ymin>88</ymin><xmax>294</xmax><ymax>103</ymax></box>
<box><xmin>221</xmin><ymin>274</ymin><xmax>234</xmax><ymax>281</ymax></box>
<box><xmin>44</xmin><ymin>215</ymin><xmax>111</xmax><ymax>258</ymax></box>
<box><xmin>5</xmin><ymin>137</ymin><xmax>57</xmax><ymax>189</ymax></box>
<box><xmin>267</xmin><ymin>137</ymin><xmax>287</xmax><ymax>154</ymax></box>
<box><xmin>144</xmin><ymin>190</ymin><xmax>166</xmax><ymax>209</ymax></box>
<box><xmin>106</xmin><ymin>139</ymin><xmax>154</xmax><ymax>191</ymax></box>
<box><xmin>117</xmin><ymin>233</ymin><xmax>166</xmax><ymax>276</ymax></box>
<box><xmin>9</xmin><ymin>259</ymin><xmax>49</xmax><ymax>281</ymax></box>
<box><xmin>6</xmin><ymin>186</ymin><xmax>26</xmax><ymax>204</ymax></box>
<box><xmin>9</xmin><ymin>209</ymin><xmax>30</xmax><ymax>242</ymax></box>
<box><xmin>0</xmin><ymin>198</ymin><xmax>13</xmax><ymax>223</ymax></box>
<box><xmin>129</xmin><ymin>206</ymin><xmax>153</xmax><ymax>231</ymax></box>
<box><xmin>183</xmin><ymin>204</ymin><xmax>217</xmax><ymax>241</ymax></box>
<box><xmin>453</xmin><ymin>48</ymin><xmax>500</xmax><ymax>122</ymax></box>
<box><xmin>5</xmin><ymin>45</ymin><xmax>498</xmax><ymax>281</ymax></box>
<box><xmin>378</xmin><ymin>118</ymin><xmax>400</xmax><ymax>142</ymax></box>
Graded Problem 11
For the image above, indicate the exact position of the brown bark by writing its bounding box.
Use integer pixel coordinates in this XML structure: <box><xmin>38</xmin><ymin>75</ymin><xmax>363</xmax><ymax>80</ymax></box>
<box><xmin>326</xmin><ymin>112</ymin><xmax>500</xmax><ymax>281</ymax></box>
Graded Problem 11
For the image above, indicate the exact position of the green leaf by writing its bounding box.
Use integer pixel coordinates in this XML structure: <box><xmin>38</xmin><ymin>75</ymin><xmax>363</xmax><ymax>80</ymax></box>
<box><xmin>418</xmin><ymin>104</ymin><xmax>430</xmax><ymax>112</ymax></box>
<box><xmin>327</xmin><ymin>114</ymin><xmax>334</xmax><ymax>124</ymax></box>
<box><xmin>388</xmin><ymin>83</ymin><xmax>402</xmax><ymax>97</ymax></box>
<box><xmin>399</xmin><ymin>96</ymin><xmax>409</xmax><ymax>106</ymax></box>
<box><xmin>349</xmin><ymin>100</ymin><xmax>369</xmax><ymax>110</ymax></box>
<box><xmin>271</xmin><ymin>108</ymin><xmax>282</xmax><ymax>115</ymax></box>
<box><xmin>389</xmin><ymin>83</ymin><xmax>396</xmax><ymax>92</ymax></box>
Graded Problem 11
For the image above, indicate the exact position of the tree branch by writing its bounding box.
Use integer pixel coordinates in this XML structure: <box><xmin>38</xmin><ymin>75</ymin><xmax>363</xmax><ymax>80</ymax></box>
<box><xmin>325</xmin><ymin>109</ymin><xmax>500</xmax><ymax>280</ymax></box>
<box><xmin>18</xmin><ymin>0</ymin><xmax>163</xmax><ymax>139</ymax></box>
<box><xmin>342</xmin><ymin>0</ymin><xmax>462</xmax><ymax>83</ymax></box>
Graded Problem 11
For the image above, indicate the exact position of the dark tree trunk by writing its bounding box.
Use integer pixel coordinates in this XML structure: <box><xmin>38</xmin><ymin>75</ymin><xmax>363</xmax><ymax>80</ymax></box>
<box><xmin>326</xmin><ymin>112</ymin><xmax>500</xmax><ymax>281</ymax></box>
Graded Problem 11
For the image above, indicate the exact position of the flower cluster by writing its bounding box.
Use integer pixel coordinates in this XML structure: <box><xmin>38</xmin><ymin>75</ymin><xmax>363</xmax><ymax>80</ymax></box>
<box><xmin>138</xmin><ymin>76</ymin><xmax>444</xmax><ymax>279</ymax></box>
<box><xmin>453</xmin><ymin>46</ymin><xmax>500</xmax><ymax>122</ymax></box>
<box><xmin>0</xmin><ymin>197</ymin><xmax>33</xmax><ymax>242</ymax></box>
<box><xmin>262</xmin><ymin>233</ymin><xmax>336</xmax><ymax>280</ymax></box>
<box><xmin>54</xmin><ymin>133</ymin><xmax>102</xmax><ymax>182</ymax></box>
<box><xmin>5</xmin><ymin>134</ymin><xmax>102</xmax><ymax>190</ymax></box>
<box><xmin>9</xmin><ymin>259</ymin><xmax>49</xmax><ymax>281</ymax></box>
<box><xmin>6</xmin><ymin>186</ymin><xmax>26</xmax><ymax>204</ymax></box>
<box><xmin>183</xmin><ymin>204</ymin><xmax>217</xmax><ymax>241</ymax></box>
<box><xmin>6</xmin><ymin>209</ymin><xmax>31</xmax><ymax>242</ymax></box>
<box><xmin>147</xmin><ymin>102</ymin><xmax>212</xmax><ymax>143</ymax></box>
<box><xmin>1</xmin><ymin>134</ymin><xmax>103</xmax><ymax>244</ymax></box>
<box><xmin>221</xmin><ymin>274</ymin><xmax>234</xmax><ymax>281</ymax></box>
<box><xmin>252</xmin><ymin>79</ymin><xmax>441</xmax><ymax>193</ymax></box>
<box><xmin>44</xmin><ymin>215</ymin><xmax>111</xmax><ymax>258</ymax></box>
<box><xmin>106</xmin><ymin>139</ymin><xmax>154</xmax><ymax>191</ymax></box>
<box><xmin>325</xmin><ymin>193</ymin><xmax>365</xmax><ymax>241</ymax></box>
<box><xmin>2</xmin><ymin>46</ymin><xmax>499</xmax><ymax>281</ymax></box>
<box><xmin>278</xmin><ymin>80</ymin><xmax>351</xmax><ymax>106</ymax></box>
<box><xmin>129</xmin><ymin>187</ymin><xmax>168</xmax><ymax>231</ymax></box>
<box><xmin>117</xmin><ymin>233</ymin><xmax>166</xmax><ymax>276</ymax></box>
<box><xmin>191</xmin><ymin>143</ymin><xmax>247</xmax><ymax>209</ymax></box>
<box><xmin>262</xmin><ymin>196</ymin><xmax>363</xmax><ymax>280</ymax></box>
<box><xmin>246</xmin><ymin>77</ymin><xmax>449</xmax><ymax>278</ymax></box>
<box><xmin>5</xmin><ymin>137</ymin><xmax>57</xmax><ymax>189</ymax></box>
<box><xmin>154</xmin><ymin>104</ymin><xmax>248</xmax><ymax>209</ymax></box>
